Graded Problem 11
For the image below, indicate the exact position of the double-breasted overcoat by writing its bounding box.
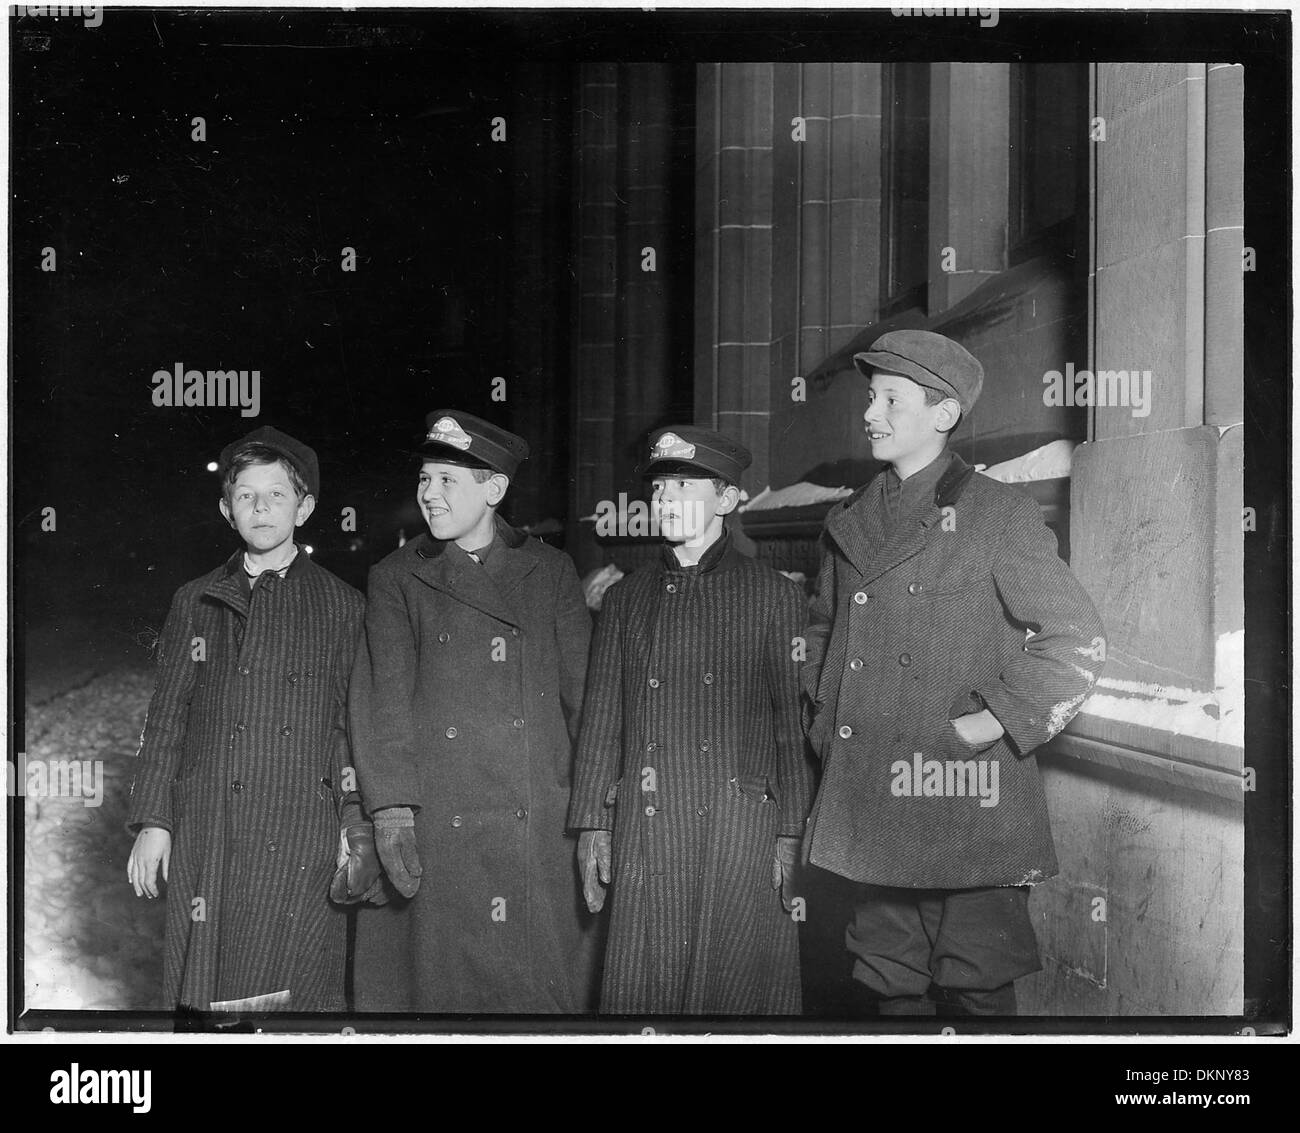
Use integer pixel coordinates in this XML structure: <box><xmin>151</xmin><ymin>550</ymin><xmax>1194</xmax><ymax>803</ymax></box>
<box><xmin>349</xmin><ymin>516</ymin><xmax>595</xmax><ymax>1012</ymax></box>
<box><xmin>801</xmin><ymin>452</ymin><xmax>1106</xmax><ymax>890</ymax></box>
<box><xmin>128</xmin><ymin>549</ymin><xmax>365</xmax><ymax>1011</ymax></box>
<box><xmin>568</xmin><ymin>533</ymin><xmax>814</xmax><ymax>1014</ymax></box>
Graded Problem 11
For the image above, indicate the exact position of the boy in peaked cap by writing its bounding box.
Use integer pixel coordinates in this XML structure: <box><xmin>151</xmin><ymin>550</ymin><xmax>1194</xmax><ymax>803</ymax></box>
<box><xmin>127</xmin><ymin>426</ymin><xmax>370</xmax><ymax>1012</ymax></box>
<box><xmin>348</xmin><ymin>409</ymin><xmax>596</xmax><ymax>1012</ymax></box>
<box><xmin>800</xmin><ymin>329</ymin><xmax>1106</xmax><ymax>1016</ymax></box>
<box><xmin>569</xmin><ymin>425</ymin><xmax>814</xmax><ymax>1014</ymax></box>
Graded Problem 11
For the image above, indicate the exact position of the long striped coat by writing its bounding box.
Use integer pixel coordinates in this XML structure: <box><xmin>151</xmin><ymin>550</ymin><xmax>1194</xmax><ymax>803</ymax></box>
<box><xmin>128</xmin><ymin>549</ymin><xmax>364</xmax><ymax>1011</ymax></box>
<box><xmin>349</xmin><ymin>518</ymin><xmax>596</xmax><ymax>1013</ymax></box>
<box><xmin>801</xmin><ymin>451</ymin><xmax>1105</xmax><ymax>888</ymax></box>
<box><xmin>568</xmin><ymin>533</ymin><xmax>814</xmax><ymax>1014</ymax></box>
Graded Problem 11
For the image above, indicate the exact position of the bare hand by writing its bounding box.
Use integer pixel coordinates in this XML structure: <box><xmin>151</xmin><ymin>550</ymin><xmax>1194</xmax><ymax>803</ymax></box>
<box><xmin>128</xmin><ymin>827</ymin><xmax>172</xmax><ymax>899</ymax></box>
<box><xmin>950</xmin><ymin>709</ymin><xmax>1005</xmax><ymax>747</ymax></box>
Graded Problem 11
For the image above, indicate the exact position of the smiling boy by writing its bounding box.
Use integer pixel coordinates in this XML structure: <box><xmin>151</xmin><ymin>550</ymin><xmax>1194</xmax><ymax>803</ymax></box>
<box><xmin>126</xmin><ymin>426</ymin><xmax>367</xmax><ymax>1012</ymax></box>
<box><xmin>800</xmin><ymin>330</ymin><xmax>1106</xmax><ymax>1016</ymax></box>
<box><xmin>348</xmin><ymin>409</ymin><xmax>595</xmax><ymax>1012</ymax></box>
<box><xmin>569</xmin><ymin>426</ymin><xmax>813</xmax><ymax>1014</ymax></box>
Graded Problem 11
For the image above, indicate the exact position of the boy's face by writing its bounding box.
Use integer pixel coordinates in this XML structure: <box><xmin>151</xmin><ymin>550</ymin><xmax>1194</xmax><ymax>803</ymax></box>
<box><xmin>650</xmin><ymin>476</ymin><xmax>733</xmax><ymax>544</ymax></box>
<box><xmin>418</xmin><ymin>461</ymin><xmax>503</xmax><ymax>544</ymax></box>
<box><xmin>863</xmin><ymin>371</ymin><xmax>955</xmax><ymax>469</ymax></box>
<box><xmin>219</xmin><ymin>460</ymin><xmax>313</xmax><ymax>556</ymax></box>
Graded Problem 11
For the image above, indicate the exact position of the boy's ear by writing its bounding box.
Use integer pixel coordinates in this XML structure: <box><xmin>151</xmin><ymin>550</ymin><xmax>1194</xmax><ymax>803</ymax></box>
<box><xmin>485</xmin><ymin>473</ymin><xmax>510</xmax><ymax>508</ymax></box>
<box><xmin>219</xmin><ymin>498</ymin><xmax>235</xmax><ymax>528</ymax></box>
<box><xmin>716</xmin><ymin>484</ymin><xmax>741</xmax><ymax>516</ymax></box>
<box><xmin>933</xmin><ymin>397</ymin><xmax>962</xmax><ymax>433</ymax></box>
<box><xmin>295</xmin><ymin>493</ymin><xmax>316</xmax><ymax>527</ymax></box>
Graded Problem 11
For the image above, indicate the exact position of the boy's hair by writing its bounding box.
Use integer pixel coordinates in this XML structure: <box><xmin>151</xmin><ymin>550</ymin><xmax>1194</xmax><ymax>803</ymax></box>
<box><xmin>922</xmin><ymin>385</ymin><xmax>963</xmax><ymax>436</ymax></box>
<box><xmin>222</xmin><ymin>444</ymin><xmax>310</xmax><ymax>504</ymax></box>
<box><xmin>469</xmin><ymin>467</ymin><xmax>496</xmax><ymax>484</ymax></box>
<box><xmin>711</xmin><ymin>478</ymin><xmax>734</xmax><ymax>494</ymax></box>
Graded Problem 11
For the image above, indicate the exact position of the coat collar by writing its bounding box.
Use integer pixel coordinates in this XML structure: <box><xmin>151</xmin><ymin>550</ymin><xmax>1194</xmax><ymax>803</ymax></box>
<box><xmin>202</xmin><ymin>543</ymin><xmax>314</xmax><ymax>616</ymax></box>
<box><xmin>657</xmin><ymin>526</ymin><xmax>744</xmax><ymax>576</ymax></box>
<box><xmin>409</xmin><ymin>513</ymin><xmax>536</xmax><ymax>628</ymax></box>
<box><xmin>824</xmin><ymin>450</ymin><xmax>976</xmax><ymax>582</ymax></box>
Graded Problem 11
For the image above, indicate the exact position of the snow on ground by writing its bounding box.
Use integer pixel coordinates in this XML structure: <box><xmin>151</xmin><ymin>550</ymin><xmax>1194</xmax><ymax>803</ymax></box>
<box><xmin>23</xmin><ymin>661</ymin><xmax>167</xmax><ymax>1010</ymax></box>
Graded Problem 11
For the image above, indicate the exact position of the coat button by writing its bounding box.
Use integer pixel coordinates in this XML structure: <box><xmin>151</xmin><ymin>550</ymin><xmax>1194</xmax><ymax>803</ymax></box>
<box><xmin>280</xmin><ymin>725</ymin><xmax>293</xmax><ymax>737</ymax></box>
<box><xmin>908</xmin><ymin>582</ymin><xmax>924</xmax><ymax>595</ymax></box>
<box><xmin>703</xmin><ymin>673</ymin><xmax>714</xmax><ymax>685</ymax></box>
<box><xmin>838</xmin><ymin>725</ymin><xmax>852</xmax><ymax>739</ymax></box>
<box><xmin>849</xmin><ymin>657</ymin><xmax>864</xmax><ymax>671</ymax></box>
<box><xmin>266</xmin><ymin>839</ymin><xmax>278</xmax><ymax>852</ymax></box>
<box><xmin>645</xmin><ymin>742</ymin><xmax>657</xmax><ymax>753</ymax></box>
<box><xmin>515</xmin><ymin>807</ymin><xmax>527</xmax><ymax>820</ymax></box>
<box><xmin>665</xmin><ymin>583</ymin><xmax>677</xmax><ymax>594</ymax></box>
<box><xmin>287</xmin><ymin>672</ymin><xmax>299</xmax><ymax>683</ymax></box>
<box><xmin>238</xmin><ymin>665</ymin><xmax>251</xmax><ymax>676</ymax></box>
<box><xmin>445</xmin><ymin>726</ymin><xmax>458</xmax><ymax>739</ymax></box>
<box><xmin>648</xmin><ymin>678</ymin><xmax>659</xmax><ymax>688</ymax></box>
<box><xmin>451</xmin><ymin>815</ymin><xmax>463</xmax><ymax>828</ymax></box>
<box><xmin>644</xmin><ymin>805</ymin><xmax>656</xmax><ymax>817</ymax></box>
<box><xmin>854</xmin><ymin>591</ymin><xmax>869</xmax><ymax>605</ymax></box>
<box><xmin>438</xmin><ymin>632</ymin><xmax>450</xmax><ymax>644</ymax></box>
<box><xmin>511</xmin><ymin>628</ymin><xmax>520</xmax><ymax>637</ymax></box>
<box><xmin>234</xmin><ymin>722</ymin><xmax>246</xmax><ymax>732</ymax></box>
<box><xmin>899</xmin><ymin>653</ymin><xmax>912</xmax><ymax>667</ymax></box>
<box><xmin>512</xmin><ymin>717</ymin><xmax>524</xmax><ymax>728</ymax></box>
<box><xmin>699</xmin><ymin>741</ymin><xmax>710</xmax><ymax>752</ymax></box>
<box><xmin>231</xmin><ymin>780</ymin><xmax>244</xmax><ymax>792</ymax></box>
<box><xmin>696</xmin><ymin>804</ymin><xmax>710</xmax><ymax>817</ymax></box>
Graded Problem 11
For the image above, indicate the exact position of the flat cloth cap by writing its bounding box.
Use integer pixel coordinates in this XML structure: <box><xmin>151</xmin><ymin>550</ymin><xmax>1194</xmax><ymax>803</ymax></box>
<box><xmin>219</xmin><ymin>425</ymin><xmax>320</xmax><ymax>499</ymax></box>
<box><xmin>853</xmin><ymin>329</ymin><xmax>984</xmax><ymax>415</ymax></box>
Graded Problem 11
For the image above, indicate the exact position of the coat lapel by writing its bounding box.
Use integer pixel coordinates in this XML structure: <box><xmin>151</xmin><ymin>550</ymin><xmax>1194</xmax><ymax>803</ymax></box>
<box><xmin>824</xmin><ymin>452</ymin><xmax>977</xmax><ymax>586</ymax></box>
<box><xmin>201</xmin><ymin>552</ymin><xmax>250</xmax><ymax>619</ymax></box>
<box><xmin>409</xmin><ymin>523</ymin><xmax>535</xmax><ymax>629</ymax></box>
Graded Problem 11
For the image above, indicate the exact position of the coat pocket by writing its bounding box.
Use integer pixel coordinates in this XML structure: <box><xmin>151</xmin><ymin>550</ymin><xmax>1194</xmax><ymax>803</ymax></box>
<box><xmin>733</xmin><ymin>773</ymin><xmax>774</xmax><ymax>803</ymax></box>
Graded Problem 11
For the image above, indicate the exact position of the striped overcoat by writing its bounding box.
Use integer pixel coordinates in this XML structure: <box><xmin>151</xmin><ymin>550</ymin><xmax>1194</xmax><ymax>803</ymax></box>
<box><xmin>127</xmin><ymin>549</ymin><xmax>365</xmax><ymax>1011</ymax></box>
<box><xmin>567</xmin><ymin>533</ymin><xmax>814</xmax><ymax>1014</ymax></box>
<box><xmin>801</xmin><ymin>451</ymin><xmax>1106</xmax><ymax>889</ymax></box>
<box><xmin>348</xmin><ymin>517</ymin><xmax>596</xmax><ymax>1013</ymax></box>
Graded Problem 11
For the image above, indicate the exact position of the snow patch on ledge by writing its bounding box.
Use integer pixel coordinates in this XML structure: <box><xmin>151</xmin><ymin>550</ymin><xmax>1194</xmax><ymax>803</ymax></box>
<box><xmin>1078</xmin><ymin>631</ymin><xmax>1244</xmax><ymax>747</ymax></box>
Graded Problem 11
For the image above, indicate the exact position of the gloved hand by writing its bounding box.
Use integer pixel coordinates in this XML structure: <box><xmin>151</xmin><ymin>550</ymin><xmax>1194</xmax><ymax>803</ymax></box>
<box><xmin>772</xmin><ymin>835</ymin><xmax>801</xmax><ymax>913</ymax></box>
<box><xmin>373</xmin><ymin>806</ymin><xmax>422</xmax><ymax>898</ymax></box>
<box><xmin>577</xmin><ymin>829</ymin><xmax>612</xmax><ymax>913</ymax></box>
<box><xmin>330</xmin><ymin>811</ymin><xmax>388</xmax><ymax>906</ymax></box>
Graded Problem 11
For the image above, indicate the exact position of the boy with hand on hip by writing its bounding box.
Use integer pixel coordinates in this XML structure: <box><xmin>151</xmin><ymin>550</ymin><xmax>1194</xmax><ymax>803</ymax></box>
<box><xmin>801</xmin><ymin>330</ymin><xmax>1105</xmax><ymax>1016</ymax></box>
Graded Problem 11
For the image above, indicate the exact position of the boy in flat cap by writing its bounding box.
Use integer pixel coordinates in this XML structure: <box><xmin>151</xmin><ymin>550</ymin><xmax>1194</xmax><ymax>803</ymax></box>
<box><xmin>800</xmin><ymin>329</ymin><xmax>1105</xmax><ymax>1016</ymax></box>
<box><xmin>127</xmin><ymin>426</ymin><xmax>370</xmax><ymax>1012</ymax></box>
<box><xmin>569</xmin><ymin>426</ymin><xmax>813</xmax><ymax>1014</ymax></box>
<box><xmin>349</xmin><ymin>410</ymin><xmax>596</xmax><ymax>1012</ymax></box>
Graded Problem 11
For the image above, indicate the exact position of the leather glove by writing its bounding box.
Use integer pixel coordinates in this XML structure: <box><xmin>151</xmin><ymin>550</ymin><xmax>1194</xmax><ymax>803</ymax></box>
<box><xmin>373</xmin><ymin>806</ymin><xmax>422</xmax><ymax>898</ymax></box>
<box><xmin>577</xmin><ymin>829</ymin><xmax>612</xmax><ymax>913</ymax></box>
<box><xmin>772</xmin><ymin>835</ymin><xmax>801</xmax><ymax>913</ymax></box>
<box><xmin>330</xmin><ymin>816</ymin><xmax>388</xmax><ymax>906</ymax></box>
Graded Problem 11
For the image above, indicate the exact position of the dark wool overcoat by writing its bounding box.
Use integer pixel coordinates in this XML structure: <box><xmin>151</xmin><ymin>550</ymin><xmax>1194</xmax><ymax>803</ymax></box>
<box><xmin>801</xmin><ymin>451</ymin><xmax>1106</xmax><ymax>890</ymax></box>
<box><xmin>567</xmin><ymin>533</ymin><xmax>815</xmax><ymax>1015</ymax></box>
<box><xmin>349</xmin><ymin>517</ymin><xmax>595</xmax><ymax>1013</ymax></box>
<box><xmin>128</xmin><ymin>549</ymin><xmax>365</xmax><ymax>1011</ymax></box>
